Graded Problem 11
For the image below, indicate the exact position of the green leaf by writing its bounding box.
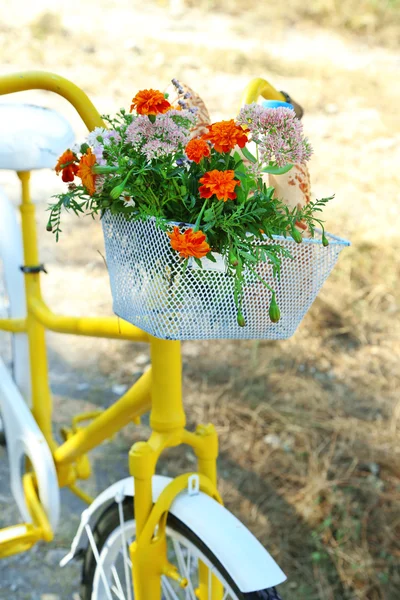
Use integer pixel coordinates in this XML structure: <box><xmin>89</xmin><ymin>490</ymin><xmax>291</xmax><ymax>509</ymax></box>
<box><xmin>246</xmin><ymin>224</ymin><xmax>261</xmax><ymax>236</ymax></box>
<box><xmin>233</xmin><ymin>151</ymin><xmax>242</xmax><ymax>163</ymax></box>
<box><xmin>262</xmin><ymin>163</ymin><xmax>294</xmax><ymax>175</ymax></box>
<box><xmin>204</xmin><ymin>208</ymin><xmax>215</xmax><ymax>222</ymax></box>
<box><xmin>240</xmin><ymin>146</ymin><xmax>257</xmax><ymax>164</ymax></box>
<box><xmin>206</xmin><ymin>252</ymin><xmax>217</xmax><ymax>262</ymax></box>
<box><xmin>239</xmin><ymin>251</ymin><xmax>257</xmax><ymax>263</ymax></box>
<box><xmin>235</xmin><ymin>186</ymin><xmax>246</xmax><ymax>204</ymax></box>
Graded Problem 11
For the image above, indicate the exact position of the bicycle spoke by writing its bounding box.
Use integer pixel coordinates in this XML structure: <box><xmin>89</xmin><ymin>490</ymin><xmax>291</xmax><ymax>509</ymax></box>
<box><xmin>172</xmin><ymin>539</ymin><xmax>187</xmax><ymax>583</ymax></box>
<box><xmin>85</xmin><ymin>524</ymin><xmax>114</xmax><ymax>600</ymax></box>
<box><xmin>118</xmin><ymin>551</ymin><xmax>132</xmax><ymax>570</ymax></box>
<box><xmin>181</xmin><ymin>544</ymin><xmax>197</xmax><ymax>599</ymax></box>
<box><xmin>170</xmin><ymin>539</ymin><xmax>198</xmax><ymax>599</ymax></box>
<box><xmin>117</xmin><ymin>500</ymin><xmax>133</xmax><ymax>600</ymax></box>
<box><xmin>111</xmin><ymin>584</ymin><xmax>125</xmax><ymax>600</ymax></box>
<box><xmin>88</xmin><ymin>515</ymin><xmax>240</xmax><ymax>600</ymax></box>
<box><xmin>185</xmin><ymin>547</ymin><xmax>191</xmax><ymax>576</ymax></box>
<box><xmin>161</xmin><ymin>576</ymin><xmax>181</xmax><ymax>600</ymax></box>
<box><xmin>111</xmin><ymin>566</ymin><xmax>126</xmax><ymax>600</ymax></box>
<box><xmin>170</xmin><ymin>539</ymin><xmax>190</xmax><ymax>599</ymax></box>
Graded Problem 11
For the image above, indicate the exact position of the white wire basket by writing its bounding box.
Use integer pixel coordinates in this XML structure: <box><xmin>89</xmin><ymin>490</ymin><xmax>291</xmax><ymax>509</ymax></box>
<box><xmin>102</xmin><ymin>213</ymin><xmax>350</xmax><ymax>340</ymax></box>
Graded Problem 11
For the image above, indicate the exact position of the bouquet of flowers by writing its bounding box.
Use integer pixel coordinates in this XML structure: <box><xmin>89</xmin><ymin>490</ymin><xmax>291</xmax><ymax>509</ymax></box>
<box><xmin>48</xmin><ymin>79</ymin><xmax>333</xmax><ymax>333</ymax></box>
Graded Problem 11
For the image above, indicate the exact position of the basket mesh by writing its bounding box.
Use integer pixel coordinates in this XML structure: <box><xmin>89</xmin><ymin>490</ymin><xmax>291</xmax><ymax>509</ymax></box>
<box><xmin>102</xmin><ymin>214</ymin><xmax>349</xmax><ymax>341</ymax></box>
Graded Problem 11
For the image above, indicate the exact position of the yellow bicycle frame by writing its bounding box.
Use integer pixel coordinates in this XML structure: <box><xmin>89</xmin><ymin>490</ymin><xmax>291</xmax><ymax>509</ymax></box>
<box><xmin>0</xmin><ymin>71</ymin><xmax>285</xmax><ymax>598</ymax></box>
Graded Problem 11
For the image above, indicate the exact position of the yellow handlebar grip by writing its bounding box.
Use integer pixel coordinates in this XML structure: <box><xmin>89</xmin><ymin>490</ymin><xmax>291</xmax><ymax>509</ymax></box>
<box><xmin>240</xmin><ymin>77</ymin><xmax>286</xmax><ymax>107</ymax></box>
<box><xmin>0</xmin><ymin>70</ymin><xmax>105</xmax><ymax>132</ymax></box>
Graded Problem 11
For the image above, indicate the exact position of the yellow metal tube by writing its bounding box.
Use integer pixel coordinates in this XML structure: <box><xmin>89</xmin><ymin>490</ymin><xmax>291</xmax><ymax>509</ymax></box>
<box><xmin>129</xmin><ymin>430</ymin><xmax>187</xmax><ymax>538</ymax></box>
<box><xmin>54</xmin><ymin>368</ymin><xmax>152</xmax><ymax>466</ymax></box>
<box><xmin>0</xmin><ymin>71</ymin><xmax>105</xmax><ymax>131</ymax></box>
<box><xmin>0</xmin><ymin>523</ymin><xmax>43</xmax><ymax>559</ymax></box>
<box><xmin>138</xmin><ymin>472</ymin><xmax>221</xmax><ymax>541</ymax></box>
<box><xmin>28</xmin><ymin>296</ymin><xmax>149</xmax><ymax>342</ymax></box>
<box><xmin>131</xmin><ymin>473</ymin><xmax>221</xmax><ymax>600</ymax></box>
<box><xmin>130</xmin><ymin>441</ymin><xmax>156</xmax><ymax>536</ymax></box>
<box><xmin>0</xmin><ymin>318</ymin><xmax>26</xmax><ymax>332</ymax></box>
<box><xmin>18</xmin><ymin>172</ymin><xmax>55</xmax><ymax>447</ymax></box>
<box><xmin>149</xmin><ymin>337</ymin><xmax>185</xmax><ymax>432</ymax></box>
<box><xmin>23</xmin><ymin>473</ymin><xmax>53</xmax><ymax>542</ymax></box>
<box><xmin>72</xmin><ymin>411</ymin><xmax>103</xmax><ymax>428</ymax></box>
<box><xmin>182</xmin><ymin>426</ymin><xmax>219</xmax><ymax>487</ymax></box>
<box><xmin>68</xmin><ymin>484</ymin><xmax>95</xmax><ymax>505</ymax></box>
<box><xmin>240</xmin><ymin>77</ymin><xmax>286</xmax><ymax>106</ymax></box>
<box><xmin>197</xmin><ymin>458</ymin><xmax>217</xmax><ymax>487</ymax></box>
<box><xmin>19</xmin><ymin>172</ymin><xmax>39</xmax><ymax>263</ymax></box>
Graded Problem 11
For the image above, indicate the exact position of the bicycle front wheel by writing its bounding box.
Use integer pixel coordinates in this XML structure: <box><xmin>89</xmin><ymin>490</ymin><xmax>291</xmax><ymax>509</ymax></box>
<box><xmin>81</xmin><ymin>499</ymin><xmax>283</xmax><ymax>600</ymax></box>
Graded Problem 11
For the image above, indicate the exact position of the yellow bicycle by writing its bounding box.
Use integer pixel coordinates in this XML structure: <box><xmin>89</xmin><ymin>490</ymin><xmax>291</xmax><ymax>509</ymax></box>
<box><xmin>0</xmin><ymin>72</ymin><xmax>305</xmax><ymax>599</ymax></box>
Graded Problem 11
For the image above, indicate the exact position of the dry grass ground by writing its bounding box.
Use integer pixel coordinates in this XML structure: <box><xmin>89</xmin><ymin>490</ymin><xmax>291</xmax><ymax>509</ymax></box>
<box><xmin>0</xmin><ymin>1</ymin><xmax>399</xmax><ymax>598</ymax></box>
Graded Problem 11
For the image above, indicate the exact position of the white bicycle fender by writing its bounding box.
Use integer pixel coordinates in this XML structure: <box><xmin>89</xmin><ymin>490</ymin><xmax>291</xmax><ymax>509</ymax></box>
<box><xmin>62</xmin><ymin>475</ymin><xmax>286</xmax><ymax>593</ymax></box>
<box><xmin>0</xmin><ymin>188</ymin><xmax>31</xmax><ymax>404</ymax></box>
<box><xmin>0</xmin><ymin>357</ymin><xmax>60</xmax><ymax>531</ymax></box>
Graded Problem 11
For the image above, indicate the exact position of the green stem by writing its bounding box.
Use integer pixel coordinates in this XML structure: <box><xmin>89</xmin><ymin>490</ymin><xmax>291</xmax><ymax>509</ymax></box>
<box><xmin>146</xmin><ymin>185</ymin><xmax>161</xmax><ymax>211</ymax></box>
<box><xmin>193</xmin><ymin>199</ymin><xmax>208</xmax><ymax>232</ymax></box>
<box><xmin>122</xmin><ymin>167</ymin><xmax>137</xmax><ymax>183</ymax></box>
<box><xmin>92</xmin><ymin>165</ymin><xmax>119</xmax><ymax>174</ymax></box>
<box><xmin>246</xmin><ymin>263</ymin><xmax>275</xmax><ymax>294</ymax></box>
<box><xmin>110</xmin><ymin>167</ymin><xmax>138</xmax><ymax>199</ymax></box>
<box><xmin>181</xmin><ymin>258</ymin><xmax>189</xmax><ymax>275</ymax></box>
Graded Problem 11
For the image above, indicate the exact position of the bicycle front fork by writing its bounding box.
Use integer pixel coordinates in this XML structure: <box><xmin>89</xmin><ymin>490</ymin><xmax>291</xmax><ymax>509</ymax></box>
<box><xmin>128</xmin><ymin>420</ymin><xmax>221</xmax><ymax>599</ymax></box>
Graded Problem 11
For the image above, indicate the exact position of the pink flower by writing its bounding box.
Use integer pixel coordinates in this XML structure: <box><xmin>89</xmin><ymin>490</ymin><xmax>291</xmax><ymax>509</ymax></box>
<box><xmin>237</xmin><ymin>104</ymin><xmax>312</xmax><ymax>167</ymax></box>
<box><xmin>126</xmin><ymin>109</ymin><xmax>197</xmax><ymax>160</ymax></box>
<box><xmin>93</xmin><ymin>145</ymin><xmax>107</xmax><ymax>165</ymax></box>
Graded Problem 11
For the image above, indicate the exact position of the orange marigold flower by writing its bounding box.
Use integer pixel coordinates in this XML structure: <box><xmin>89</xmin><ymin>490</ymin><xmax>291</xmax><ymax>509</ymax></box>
<box><xmin>77</xmin><ymin>149</ymin><xmax>97</xmax><ymax>196</ymax></box>
<box><xmin>130</xmin><ymin>89</ymin><xmax>171</xmax><ymax>115</ymax></box>
<box><xmin>199</xmin><ymin>169</ymin><xmax>240</xmax><ymax>202</ymax></box>
<box><xmin>55</xmin><ymin>149</ymin><xmax>79</xmax><ymax>183</ymax></box>
<box><xmin>202</xmin><ymin>119</ymin><xmax>248</xmax><ymax>153</ymax></box>
<box><xmin>168</xmin><ymin>226</ymin><xmax>211</xmax><ymax>260</ymax></box>
<box><xmin>185</xmin><ymin>138</ymin><xmax>211</xmax><ymax>163</ymax></box>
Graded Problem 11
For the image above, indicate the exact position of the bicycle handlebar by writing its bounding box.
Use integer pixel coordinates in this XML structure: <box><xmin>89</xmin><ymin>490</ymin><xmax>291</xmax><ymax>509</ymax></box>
<box><xmin>240</xmin><ymin>77</ymin><xmax>286</xmax><ymax>105</ymax></box>
<box><xmin>241</xmin><ymin>77</ymin><xmax>304</xmax><ymax>119</ymax></box>
<box><xmin>0</xmin><ymin>71</ymin><xmax>302</xmax><ymax>134</ymax></box>
<box><xmin>0</xmin><ymin>71</ymin><xmax>105</xmax><ymax>132</ymax></box>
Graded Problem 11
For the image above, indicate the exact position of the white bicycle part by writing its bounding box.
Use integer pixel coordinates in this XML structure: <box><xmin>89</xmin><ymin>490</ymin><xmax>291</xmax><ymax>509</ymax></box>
<box><xmin>0</xmin><ymin>190</ymin><xmax>59</xmax><ymax>527</ymax></box>
<box><xmin>0</xmin><ymin>188</ymin><xmax>31</xmax><ymax>404</ymax></box>
<box><xmin>0</xmin><ymin>103</ymin><xmax>75</xmax><ymax>171</ymax></box>
<box><xmin>88</xmin><ymin>506</ymin><xmax>251</xmax><ymax>599</ymax></box>
<box><xmin>0</xmin><ymin>357</ymin><xmax>60</xmax><ymax>531</ymax></box>
<box><xmin>0</xmin><ymin>357</ymin><xmax>60</xmax><ymax>530</ymax></box>
<box><xmin>62</xmin><ymin>475</ymin><xmax>286</xmax><ymax>594</ymax></box>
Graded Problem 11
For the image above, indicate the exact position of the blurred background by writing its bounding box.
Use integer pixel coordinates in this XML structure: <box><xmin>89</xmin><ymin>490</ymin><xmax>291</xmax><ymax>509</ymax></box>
<box><xmin>0</xmin><ymin>1</ymin><xmax>399</xmax><ymax>598</ymax></box>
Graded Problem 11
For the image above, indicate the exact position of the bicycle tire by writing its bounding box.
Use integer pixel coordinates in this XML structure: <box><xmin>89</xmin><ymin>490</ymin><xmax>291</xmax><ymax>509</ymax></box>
<box><xmin>81</xmin><ymin>498</ymin><xmax>284</xmax><ymax>600</ymax></box>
